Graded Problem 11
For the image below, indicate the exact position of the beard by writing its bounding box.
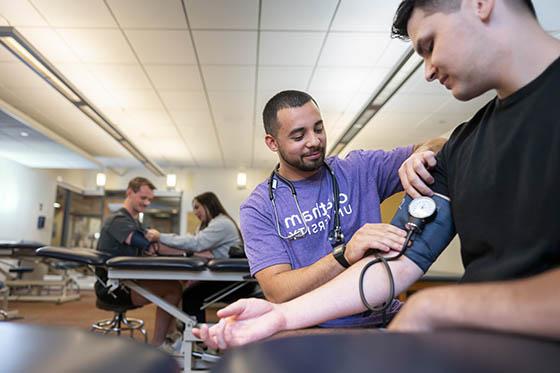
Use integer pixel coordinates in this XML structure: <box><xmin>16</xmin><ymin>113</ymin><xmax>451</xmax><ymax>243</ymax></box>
<box><xmin>278</xmin><ymin>146</ymin><xmax>325</xmax><ymax>172</ymax></box>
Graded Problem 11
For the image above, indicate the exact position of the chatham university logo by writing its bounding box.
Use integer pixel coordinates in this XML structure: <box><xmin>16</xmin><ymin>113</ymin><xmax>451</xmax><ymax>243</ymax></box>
<box><xmin>283</xmin><ymin>193</ymin><xmax>352</xmax><ymax>237</ymax></box>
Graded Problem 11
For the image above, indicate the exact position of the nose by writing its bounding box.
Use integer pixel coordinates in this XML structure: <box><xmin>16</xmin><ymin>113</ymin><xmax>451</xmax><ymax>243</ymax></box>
<box><xmin>306</xmin><ymin>133</ymin><xmax>321</xmax><ymax>148</ymax></box>
<box><xmin>424</xmin><ymin>60</ymin><xmax>437</xmax><ymax>82</ymax></box>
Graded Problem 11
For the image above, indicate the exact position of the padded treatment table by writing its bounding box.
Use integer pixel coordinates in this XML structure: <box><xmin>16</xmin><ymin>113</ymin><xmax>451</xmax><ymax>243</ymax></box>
<box><xmin>35</xmin><ymin>247</ymin><xmax>253</xmax><ymax>372</ymax></box>
<box><xmin>0</xmin><ymin>241</ymin><xmax>82</xmax><ymax>304</ymax></box>
<box><xmin>106</xmin><ymin>256</ymin><xmax>253</xmax><ymax>372</ymax></box>
<box><xmin>0</xmin><ymin>322</ymin><xmax>178</xmax><ymax>373</ymax></box>
<box><xmin>213</xmin><ymin>329</ymin><xmax>560</xmax><ymax>373</ymax></box>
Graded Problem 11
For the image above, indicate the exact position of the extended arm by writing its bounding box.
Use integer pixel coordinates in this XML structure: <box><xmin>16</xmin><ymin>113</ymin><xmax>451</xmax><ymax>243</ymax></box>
<box><xmin>194</xmin><ymin>255</ymin><xmax>423</xmax><ymax>348</ymax></box>
<box><xmin>155</xmin><ymin>218</ymin><xmax>232</xmax><ymax>253</ymax></box>
<box><xmin>390</xmin><ymin>267</ymin><xmax>560</xmax><ymax>339</ymax></box>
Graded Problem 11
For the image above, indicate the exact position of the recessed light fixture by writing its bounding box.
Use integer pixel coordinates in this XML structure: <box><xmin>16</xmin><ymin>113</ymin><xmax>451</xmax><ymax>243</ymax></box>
<box><xmin>20</xmin><ymin>131</ymin><xmax>29</xmax><ymax>137</ymax></box>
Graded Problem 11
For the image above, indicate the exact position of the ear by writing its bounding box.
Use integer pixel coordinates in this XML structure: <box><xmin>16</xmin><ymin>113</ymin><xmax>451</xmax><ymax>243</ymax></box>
<box><xmin>265</xmin><ymin>134</ymin><xmax>279</xmax><ymax>152</ymax></box>
<box><xmin>474</xmin><ymin>0</ymin><xmax>495</xmax><ymax>22</ymax></box>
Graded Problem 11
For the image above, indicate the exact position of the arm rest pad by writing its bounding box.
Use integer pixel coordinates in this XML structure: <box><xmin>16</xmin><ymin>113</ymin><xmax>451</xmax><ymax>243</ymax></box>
<box><xmin>207</xmin><ymin>258</ymin><xmax>250</xmax><ymax>272</ymax></box>
<box><xmin>106</xmin><ymin>256</ymin><xmax>208</xmax><ymax>271</ymax></box>
<box><xmin>36</xmin><ymin>247</ymin><xmax>111</xmax><ymax>266</ymax></box>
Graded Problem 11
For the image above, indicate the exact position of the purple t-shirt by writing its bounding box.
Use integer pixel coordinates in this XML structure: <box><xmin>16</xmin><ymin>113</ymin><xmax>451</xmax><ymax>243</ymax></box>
<box><xmin>240</xmin><ymin>147</ymin><xmax>413</xmax><ymax>327</ymax></box>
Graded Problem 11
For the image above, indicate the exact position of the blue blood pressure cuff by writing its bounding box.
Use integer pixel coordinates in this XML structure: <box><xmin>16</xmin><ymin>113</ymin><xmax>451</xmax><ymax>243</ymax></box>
<box><xmin>130</xmin><ymin>230</ymin><xmax>150</xmax><ymax>251</ymax></box>
<box><xmin>390</xmin><ymin>194</ymin><xmax>456</xmax><ymax>272</ymax></box>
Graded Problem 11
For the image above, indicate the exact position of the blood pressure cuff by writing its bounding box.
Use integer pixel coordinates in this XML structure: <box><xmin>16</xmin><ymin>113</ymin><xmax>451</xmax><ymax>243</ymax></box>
<box><xmin>130</xmin><ymin>230</ymin><xmax>150</xmax><ymax>251</ymax></box>
<box><xmin>390</xmin><ymin>194</ymin><xmax>456</xmax><ymax>272</ymax></box>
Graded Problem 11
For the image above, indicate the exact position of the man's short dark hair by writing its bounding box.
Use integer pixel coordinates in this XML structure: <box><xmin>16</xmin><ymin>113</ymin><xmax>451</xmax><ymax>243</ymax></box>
<box><xmin>127</xmin><ymin>177</ymin><xmax>156</xmax><ymax>192</ymax></box>
<box><xmin>262</xmin><ymin>90</ymin><xmax>319</xmax><ymax>137</ymax></box>
<box><xmin>391</xmin><ymin>0</ymin><xmax>537</xmax><ymax>40</ymax></box>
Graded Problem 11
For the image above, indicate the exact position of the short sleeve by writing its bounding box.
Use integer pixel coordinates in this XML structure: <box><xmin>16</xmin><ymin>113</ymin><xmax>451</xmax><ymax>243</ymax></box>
<box><xmin>107</xmin><ymin>214</ymin><xmax>137</xmax><ymax>244</ymax></box>
<box><xmin>240</xmin><ymin>200</ymin><xmax>291</xmax><ymax>276</ymax></box>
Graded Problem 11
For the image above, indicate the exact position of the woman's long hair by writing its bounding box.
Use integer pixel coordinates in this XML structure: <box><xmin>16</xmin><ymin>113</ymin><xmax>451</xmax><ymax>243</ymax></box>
<box><xmin>193</xmin><ymin>192</ymin><xmax>243</xmax><ymax>244</ymax></box>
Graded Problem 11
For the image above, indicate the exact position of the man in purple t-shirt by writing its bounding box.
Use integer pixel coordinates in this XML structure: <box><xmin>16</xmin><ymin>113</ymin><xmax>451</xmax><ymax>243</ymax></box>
<box><xmin>240</xmin><ymin>90</ymin><xmax>445</xmax><ymax>327</ymax></box>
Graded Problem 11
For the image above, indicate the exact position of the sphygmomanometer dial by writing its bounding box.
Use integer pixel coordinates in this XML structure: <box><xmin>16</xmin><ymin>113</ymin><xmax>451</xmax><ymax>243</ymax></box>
<box><xmin>408</xmin><ymin>196</ymin><xmax>437</xmax><ymax>219</ymax></box>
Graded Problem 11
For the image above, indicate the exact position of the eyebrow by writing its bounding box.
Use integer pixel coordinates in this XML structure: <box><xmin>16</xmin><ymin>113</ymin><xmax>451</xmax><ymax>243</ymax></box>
<box><xmin>287</xmin><ymin>120</ymin><xmax>323</xmax><ymax>137</ymax></box>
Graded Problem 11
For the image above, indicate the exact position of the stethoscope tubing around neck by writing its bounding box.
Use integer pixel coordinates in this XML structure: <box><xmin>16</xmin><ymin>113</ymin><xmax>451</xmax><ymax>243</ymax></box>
<box><xmin>267</xmin><ymin>162</ymin><xmax>344</xmax><ymax>245</ymax></box>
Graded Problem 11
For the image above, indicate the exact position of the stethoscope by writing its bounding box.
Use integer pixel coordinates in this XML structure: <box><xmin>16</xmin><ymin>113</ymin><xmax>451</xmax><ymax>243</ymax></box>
<box><xmin>268</xmin><ymin>162</ymin><xmax>344</xmax><ymax>247</ymax></box>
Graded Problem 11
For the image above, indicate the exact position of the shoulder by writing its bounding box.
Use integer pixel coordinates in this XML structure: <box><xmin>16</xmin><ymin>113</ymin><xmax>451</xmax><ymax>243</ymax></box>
<box><xmin>240</xmin><ymin>180</ymin><xmax>269</xmax><ymax>211</ymax></box>
<box><xmin>328</xmin><ymin>147</ymin><xmax>411</xmax><ymax>173</ymax></box>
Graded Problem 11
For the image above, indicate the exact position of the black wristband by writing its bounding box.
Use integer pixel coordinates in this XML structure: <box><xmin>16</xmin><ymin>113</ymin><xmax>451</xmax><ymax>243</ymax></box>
<box><xmin>332</xmin><ymin>244</ymin><xmax>350</xmax><ymax>268</ymax></box>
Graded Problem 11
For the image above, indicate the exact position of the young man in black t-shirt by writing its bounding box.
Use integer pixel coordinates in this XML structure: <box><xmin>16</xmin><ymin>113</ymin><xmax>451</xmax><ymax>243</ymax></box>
<box><xmin>95</xmin><ymin>177</ymin><xmax>182</xmax><ymax>347</ymax></box>
<box><xmin>194</xmin><ymin>0</ymin><xmax>560</xmax><ymax>348</ymax></box>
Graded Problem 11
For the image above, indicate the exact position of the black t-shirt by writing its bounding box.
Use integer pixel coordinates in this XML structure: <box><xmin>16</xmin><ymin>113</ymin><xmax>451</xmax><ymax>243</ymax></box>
<box><xmin>431</xmin><ymin>56</ymin><xmax>560</xmax><ymax>283</ymax></box>
<box><xmin>95</xmin><ymin>208</ymin><xmax>143</xmax><ymax>290</ymax></box>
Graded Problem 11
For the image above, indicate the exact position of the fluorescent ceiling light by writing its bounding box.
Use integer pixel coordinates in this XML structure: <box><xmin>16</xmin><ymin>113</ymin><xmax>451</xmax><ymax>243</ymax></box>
<box><xmin>78</xmin><ymin>104</ymin><xmax>124</xmax><ymax>141</ymax></box>
<box><xmin>0</xmin><ymin>35</ymin><xmax>82</xmax><ymax>103</ymax></box>
<box><xmin>0</xmin><ymin>26</ymin><xmax>164</xmax><ymax>177</ymax></box>
<box><xmin>329</xmin><ymin>46</ymin><xmax>423</xmax><ymax>157</ymax></box>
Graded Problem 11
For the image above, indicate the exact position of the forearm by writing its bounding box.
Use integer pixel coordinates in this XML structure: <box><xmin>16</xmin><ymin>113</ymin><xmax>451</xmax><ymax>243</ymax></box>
<box><xmin>413</xmin><ymin>137</ymin><xmax>446</xmax><ymax>154</ymax></box>
<box><xmin>261</xmin><ymin>254</ymin><xmax>345</xmax><ymax>303</ymax></box>
<box><xmin>159</xmin><ymin>233</ymin><xmax>204</xmax><ymax>252</ymax></box>
<box><xmin>279</xmin><ymin>255</ymin><xmax>423</xmax><ymax>330</ymax></box>
<box><xmin>415</xmin><ymin>268</ymin><xmax>560</xmax><ymax>339</ymax></box>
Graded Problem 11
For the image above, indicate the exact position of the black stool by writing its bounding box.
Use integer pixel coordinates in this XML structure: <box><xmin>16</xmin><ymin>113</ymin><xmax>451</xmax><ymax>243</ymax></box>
<box><xmin>91</xmin><ymin>299</ymin><xmax>148</xmax><ymax>343</ymax></box>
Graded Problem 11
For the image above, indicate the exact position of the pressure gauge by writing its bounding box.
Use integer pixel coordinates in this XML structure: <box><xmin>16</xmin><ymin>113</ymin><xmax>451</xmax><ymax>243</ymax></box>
<box><xmin>408</xmin><ymin>196</ymin><xmax>437</xmax><ymax>219</ymax></box>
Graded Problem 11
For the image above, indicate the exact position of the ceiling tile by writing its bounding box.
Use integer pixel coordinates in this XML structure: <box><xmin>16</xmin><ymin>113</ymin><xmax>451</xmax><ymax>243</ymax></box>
<box><xmin>215</xmin><ymin>121</ymin><xmax>252</xmax><ymax>167</ymax></box>
<box><xmin>186</xmin><ymin>0</ymin><xmax>258</xmax><ymax>29</ymax></box>
<box><xmin>56</xmin><ymin>63</ymin><xmax>120</xmax><ymax>107</ymax></box>
<box><xmin>18</xmin><ymin>28</ymin><xmax>80</xmax><ymax>63</ymax></box>
<box><xmin>32</xmin><ymin>0</ymin><xmax>116</xmax><ymax>28</ymax></box>
<box><xmin>308</xmin><ymin>90</ymin><xmax>353</xmax><ymax>112</ymax></box>
<box><xmin>104</xmin><ymin>108</ymin><xmax>173</xmax><ymax>128</ymax></box>
<box><xmin>0</xmin><ymin>0</ymin><xmax>48</xmax><ymax>26</ymax></box>
<box><xmin>358</xmin><ymin>67</ymin><xmax>391</xmax><ymax>93</ymax></box>
<box><xmin>126</xmin><ymin>30</ymin><xmax>196</xmax><ymax>64</ymax></box>
<box><xmin>159</xmin><ymin>90</ymin><xmax>208</xmax><ymax>111</ymax></box>
<box><xmin>0</xmin><ymin>61</ymin><xmax>53</xmax><ymax>88</ymax></box>
<box><xmin>86</xmin><ymin>64</ymin><xmax>152</xmax><ymax>90</ymax></box>
<box><xmin>108</xmin><ymin>0</ymin><xmax>187</xmax><ymax>28</ymax></box>
<box><xmin>57</xmin><ymin>29</ymin><xmax>137</xmax><ymax>63</ymax></box>
<box><xmin>209</xmin><ymin>91</ymin><xmax>254</xmax><ymax>124</ymax></box>
<box><xmin>169</xmin><ymin>109</ymin><xmax>213</xmax><ymax>128</ymax></box>
<box><xmin>0</xmin><ymin>44</ymin><xmax>15</xmax><ymax>62</ymax></box>
<box><xmin>171</xmin><ymin>110</ymin><xmax>222</xmax><ymax>166</ymax></box>
<box><xmin>257</xmin><ymin>66</ymin><xmax>312</xmax><ymax>91</ymax></box>
<box><xmin>375</xmin><ymin>38</ymin><xmax>410</xmax><ymax>68</ymax></box>
<box><xmin>202</xmin><ymin>65</ymin><xmax>255</xmax><ymax>90</ymax></box>
<box><xmin>193</xmin><ymin>31</ymin><xmax>257</xmax><ymax>65</ymax></box>
<box><xmin>0</xmin><ymin>86</ymin><xmax>127</xmax><ymax>157</ymax></box>
<box><xmin>145</xmin><ymin>65</ymin><xmax>203</xmax><ymax>90</ymax></box>
<box><xmin>382</xmin><ymin>93</ymin><xmax>447</xmax><ymax>114</ymax></box>
<box><xmin>319</xmin><ymin>32</ymin><xmax>390</xmax><ymax>67</ymax></box>
<box><xmin>331</xmin><ymin>0</ymin><xmax>400</xmax><ymax>32</ymax></box>
<box><xmin>259</xmin><ymin>32</ymin><xmax>324</xmax><ymax>66</ymax></box>
<box><xmin>261</xmin><ymin>0</ymin><xmax>338</xmax><ymax>30</ymax></box>
<box><xmin>309</xmin><ymin>67</ymin><xmax>370</xmax><ymax>92</ymax></box>
<box><xmin>109</xmin><ymin>89</ymin><xmax>164</xmax><ymax>110</ymax></box>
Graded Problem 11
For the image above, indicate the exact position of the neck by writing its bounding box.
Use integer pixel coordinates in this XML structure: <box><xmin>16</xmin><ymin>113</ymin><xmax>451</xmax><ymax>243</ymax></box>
<box><xmin>495</xmin><ymin>22</ymin><xmax>560</xmax><ymax>98</ymax></box>
<box><xmin>277</xmin><ymin>162</ymin><xmax>321</xmax><ymax>181</ymax></box>
<box><xmin>123</xmin><ymin>200</ymin><xmax>138</xmax><ymax>219</ymax></box>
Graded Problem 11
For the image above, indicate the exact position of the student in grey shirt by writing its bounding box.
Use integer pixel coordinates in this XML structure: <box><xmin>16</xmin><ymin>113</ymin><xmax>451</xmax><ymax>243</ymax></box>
<box><xmin>146</xmin><ymin>192</ymin><xmax>253</xmax><ymax>322</ymax></box>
